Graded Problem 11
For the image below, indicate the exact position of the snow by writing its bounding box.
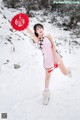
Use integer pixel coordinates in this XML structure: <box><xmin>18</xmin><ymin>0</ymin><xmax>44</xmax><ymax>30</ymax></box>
<box><xmin>0</xmin><ymin>1</ymin><xmax>80</xmax><ymax>120</ymax></box>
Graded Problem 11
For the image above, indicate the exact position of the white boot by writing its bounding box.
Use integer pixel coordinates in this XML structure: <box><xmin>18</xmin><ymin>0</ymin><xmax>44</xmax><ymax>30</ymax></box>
<box><xmin>43</xmin><ymin>89</ymin><xmax>50</xmax><ymax>105</ymax></box>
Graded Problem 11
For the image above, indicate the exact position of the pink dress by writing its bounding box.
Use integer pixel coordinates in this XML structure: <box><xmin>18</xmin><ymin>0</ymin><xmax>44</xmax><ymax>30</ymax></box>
<box><xmin>38</xmin><ymin>36</ymin><xmax>60</xmax><ymax>69</ymax></box>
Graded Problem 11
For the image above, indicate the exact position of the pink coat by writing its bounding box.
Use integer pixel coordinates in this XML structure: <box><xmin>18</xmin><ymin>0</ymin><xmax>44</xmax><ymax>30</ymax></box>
<box><xmin>38</xmin><ymin>36</ymin><xmax>60</xmax><ymax>69</ymax></box>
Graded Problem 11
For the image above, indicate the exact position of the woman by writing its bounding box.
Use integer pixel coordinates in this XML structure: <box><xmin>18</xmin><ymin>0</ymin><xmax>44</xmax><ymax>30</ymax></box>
<box><xmin>26</xmin><ymin>23</ymin><xmax>72</xmax><ymax>105</ymax></box>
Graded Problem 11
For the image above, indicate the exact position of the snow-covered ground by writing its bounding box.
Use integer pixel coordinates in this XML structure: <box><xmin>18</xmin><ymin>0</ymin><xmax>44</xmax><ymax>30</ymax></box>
<box><xmin>0</xmin><ymin>1</ymin><xmax>80</xmax><ymax>120</ymax></box>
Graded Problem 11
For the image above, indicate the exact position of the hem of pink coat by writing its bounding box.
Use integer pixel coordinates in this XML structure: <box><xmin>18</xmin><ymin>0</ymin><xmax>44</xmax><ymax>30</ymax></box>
<box><xmin>43</xmin><ymin>66</ymin><xmax>54</xmax><ymax>69</ymax></box>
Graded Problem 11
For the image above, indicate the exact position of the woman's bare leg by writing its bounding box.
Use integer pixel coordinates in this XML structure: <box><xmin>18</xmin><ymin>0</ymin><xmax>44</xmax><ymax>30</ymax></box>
<box><xmin>45</xmin><ymin>69</ymin><xmax>51</xmax><ymax>89</ymax></box>
<box><xmin>43</xmin><ymin>69</ymin><xmax>51</xmax><ymax>105</ymax></box>
<box><xmin>59</xmin><ymin>57</ymin><xmax>69</xmax><ymax>75</ymax></box>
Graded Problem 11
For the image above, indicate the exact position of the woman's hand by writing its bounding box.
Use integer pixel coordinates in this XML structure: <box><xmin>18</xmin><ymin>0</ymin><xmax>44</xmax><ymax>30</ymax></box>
<box><xmin>54</xmin><ymin>57</ymin><xmax>59</xmax><ymax>68</ymax></box>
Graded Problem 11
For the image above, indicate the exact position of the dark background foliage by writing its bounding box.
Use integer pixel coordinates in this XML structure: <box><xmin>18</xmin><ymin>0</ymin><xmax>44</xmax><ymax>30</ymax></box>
<box><xmin>3</xmin><ymin>0</ymin><xmax>80</xmax><ymax>31</ymax></box>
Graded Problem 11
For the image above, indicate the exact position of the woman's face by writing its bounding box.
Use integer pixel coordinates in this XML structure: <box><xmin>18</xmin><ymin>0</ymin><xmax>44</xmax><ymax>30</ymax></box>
<box><xmin>36</xmin><ymin>27</ymin><xmax>44</xmax><ymax>36</ymax></box>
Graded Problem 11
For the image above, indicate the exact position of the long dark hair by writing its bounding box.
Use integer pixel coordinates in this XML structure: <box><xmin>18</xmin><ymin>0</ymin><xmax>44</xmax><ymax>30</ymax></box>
<box><xmin>33</xmin><ymin>23</ymin><xmax>44</xmax><ymax>37</ymax></box>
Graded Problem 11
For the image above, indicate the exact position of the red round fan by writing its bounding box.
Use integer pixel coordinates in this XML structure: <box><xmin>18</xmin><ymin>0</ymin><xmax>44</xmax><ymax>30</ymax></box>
<box><xmin>11</xmin><ymin>13</ymin><xmax>29</xmax><ymax>31</ymax></box>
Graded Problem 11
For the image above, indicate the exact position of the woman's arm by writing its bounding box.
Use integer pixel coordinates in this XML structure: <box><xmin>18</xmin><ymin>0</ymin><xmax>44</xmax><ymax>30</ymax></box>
<box><xmin>27</xmin><ymin>27</ymin><xmax>38</xmax><ymax>43</ymax></box>
<box><xmin>47</xmin><ymin>34</ymin><xmax>57</xmax><ymax>60</ymax></box>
